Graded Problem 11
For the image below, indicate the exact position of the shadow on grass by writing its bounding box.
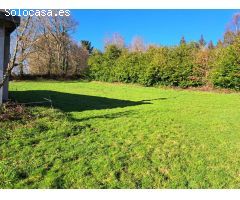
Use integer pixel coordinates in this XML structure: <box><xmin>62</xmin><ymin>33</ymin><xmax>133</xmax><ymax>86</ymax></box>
<box><xmin>70</xmin><ymin>110</ymin><xmax>139</xmax><ymax>122</ymax></box>
<box><xmin>10</xmin><ymin>90</ymin><xmax>151</xmax><ymax>112</ymax></box>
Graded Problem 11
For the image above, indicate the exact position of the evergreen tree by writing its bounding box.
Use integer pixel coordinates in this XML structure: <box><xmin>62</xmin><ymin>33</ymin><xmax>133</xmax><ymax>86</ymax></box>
<box><xmin>180</xmin><ymin>36</ymin><xmax>186</xmax><ymax>45</ymax></box>
<box><xmin>80</xmin><ymin>40</ymin><xmax>94</xmax><ymax>54</ymax></box>
<box><xmin>199</xmin><ymin>34</ymin><xmax>206</xmax><ymax>47</ymax></box>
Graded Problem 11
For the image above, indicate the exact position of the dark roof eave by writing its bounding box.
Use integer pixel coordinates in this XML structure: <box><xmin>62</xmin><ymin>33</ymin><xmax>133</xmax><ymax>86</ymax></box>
<box><xmin>0</xmin><ymin>11</ymin><xmax>20</xmax><ymax>33</ymax></box>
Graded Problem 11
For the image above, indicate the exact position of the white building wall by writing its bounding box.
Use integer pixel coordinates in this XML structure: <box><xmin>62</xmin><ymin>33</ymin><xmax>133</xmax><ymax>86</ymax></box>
<box><xmin>0</xmin><ymin>24</ymin><xmax>5</xmax><ymax>105</ymax></box>
<box><xmin>3</xmin><ymin>33</ymin><xmax>10</xmax><ymax>101</ymax></box>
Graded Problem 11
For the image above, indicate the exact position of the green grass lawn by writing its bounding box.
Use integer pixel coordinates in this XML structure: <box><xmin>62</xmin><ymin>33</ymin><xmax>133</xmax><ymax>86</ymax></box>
<box><xmin>1</xmin><ymin>80</ymin><xmax>240</xmax><ymax>188</ymax></box>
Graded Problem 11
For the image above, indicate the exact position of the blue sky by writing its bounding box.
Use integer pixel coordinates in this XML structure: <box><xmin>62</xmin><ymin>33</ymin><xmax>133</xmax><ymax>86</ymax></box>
<box><xmin>71</xmin><ymin>9</ymin><xmax>239</xmax><ymax>50</ymax></box>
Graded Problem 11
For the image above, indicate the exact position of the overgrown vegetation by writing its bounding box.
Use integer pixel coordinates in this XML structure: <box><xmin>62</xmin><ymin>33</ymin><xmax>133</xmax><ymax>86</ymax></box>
<box><xmin>87</xmin><ymin>14</ymin><xmax>240</xmax><ymax>90</ymax></box>
<box><xmin>88</xmin><ymin>34</ymin><xmax>240</xmax><ymax>90</ymax></box>
<box><xmin>0</xmin><ymin>102</ymin><xmax>32</xmax><ymax>121</ymax></box>
<box><xmin>211</xmin><ymin>37</ymin><xmax>240</xmax><ymax>90</ymax></box>
<box><xmin>1</xmin><ymin>81</ymin><xmax>240</xmax><ymax>188</ymax></box>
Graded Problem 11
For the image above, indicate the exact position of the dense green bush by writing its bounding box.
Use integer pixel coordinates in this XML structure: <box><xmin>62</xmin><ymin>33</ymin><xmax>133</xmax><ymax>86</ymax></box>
<box><xmin>166</xmin><ymin>44</ymin><xmax>203</xmax><ymax>87</ymax></box>
<box><xmin>211</xmin><ymin>40</ymin><xmax>240</xmax><ymax>90</ymax></box>
<box><xmin>88</xmin><ymin>46</ymin><xmax>123</xmax><ymax>82</ymax></box>
<box><xmin>88</xmin><ymin>38</ymin><xmax>240</xmax><ymax>90</ymax></box>
<box><xmin>115</xmin><ymin>52</ymin><xmax>152</xmax><ymax>85</ymax></box>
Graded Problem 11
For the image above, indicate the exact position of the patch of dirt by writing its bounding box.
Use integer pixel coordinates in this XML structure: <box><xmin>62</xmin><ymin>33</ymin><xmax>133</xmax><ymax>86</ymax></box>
<box><xmin>0</xmin><ymin>102</ymin><xmax>33</xmax><ymax>121</ymax></box>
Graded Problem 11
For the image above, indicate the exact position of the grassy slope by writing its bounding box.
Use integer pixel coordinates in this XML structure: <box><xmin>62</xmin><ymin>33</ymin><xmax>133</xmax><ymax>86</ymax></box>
<box><xmin>1</xmin><ymin>80</ymin><xmax>240</xmax><ymax>188</ymax></box>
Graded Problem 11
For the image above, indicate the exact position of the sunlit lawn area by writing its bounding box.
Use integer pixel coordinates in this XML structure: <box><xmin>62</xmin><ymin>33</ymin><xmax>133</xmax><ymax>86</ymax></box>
<box><xmin>0</xmin><ymin>80</ymin><xmax>240</xmax><ymax>188</ymax></box>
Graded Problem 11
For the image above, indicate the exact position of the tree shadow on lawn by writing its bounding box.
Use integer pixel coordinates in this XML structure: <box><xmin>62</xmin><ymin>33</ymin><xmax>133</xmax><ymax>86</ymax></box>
<box><xmin>10</xmin><ymin>90</ymin><xmax>151</xmax><ymax>113</ymax></box>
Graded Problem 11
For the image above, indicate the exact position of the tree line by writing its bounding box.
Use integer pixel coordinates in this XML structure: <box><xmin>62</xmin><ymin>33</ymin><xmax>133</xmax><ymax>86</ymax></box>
<box><xmin>88</xmin><ymin>15</ymin><xmax>240</xmax><ymax>90</ymax></box>
<box><xmin>10</xmin><ymin>12</ymin><xmax>240</xmax><ymax>90</ymax></box>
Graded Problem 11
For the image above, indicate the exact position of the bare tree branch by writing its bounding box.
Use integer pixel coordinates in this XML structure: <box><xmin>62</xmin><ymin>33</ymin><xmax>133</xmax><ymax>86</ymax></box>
<box><xmin>0</xmin><ymin>15</ymin><xmax>31</xmax><ymax>89</ymax></box>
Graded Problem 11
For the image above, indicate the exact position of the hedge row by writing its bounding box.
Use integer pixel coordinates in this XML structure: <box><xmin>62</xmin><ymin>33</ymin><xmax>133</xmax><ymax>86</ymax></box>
<box><xmin>88</xmin><ymin>40</ymin><xmax>240</xmax><ymax>90</ymax></box>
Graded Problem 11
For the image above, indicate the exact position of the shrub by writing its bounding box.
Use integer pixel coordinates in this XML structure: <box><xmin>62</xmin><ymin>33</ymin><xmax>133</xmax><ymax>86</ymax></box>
<box><xmin>88</xmin><ymin>45</ymin><xmax>123</xmax><ymax>82</ymax></box>
<box><xmin>211</xmin><ymin>40</ymin><xmax>240</xmax><ymax>90</ymax></box>
<box><xmin>141</xmin><ymin>47</ymin><xmax>169</xmax><ymax>86</ymax></box>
